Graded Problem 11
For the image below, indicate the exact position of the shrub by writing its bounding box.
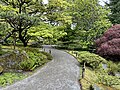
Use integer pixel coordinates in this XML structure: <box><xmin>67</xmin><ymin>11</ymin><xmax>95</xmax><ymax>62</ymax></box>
<box><xmin>19</xmin><ymin>48</ymin><xmax>50</xmax><ymax>71</ymax></box>
<box><xmin>77</xmin><ymin>51</ymin><xmax>106</xmax><ymax>69</ymax></box>
<box><xmin>97</xmin><ymin>73</ymin><xmax>120</xmax><ymax>86</ymax></box>
<box><xmin>107</xmin><ymin>61</ymin><xmax>119</xmax><ymax>75</ymax></box>
<box><xmin>95</xmin><ymin>24</ymin><xmax>120</xmax><ymax>61</ymax></box>
<box><xmin>19</xmin><ymin>59</ymin><xmax>36</xmax><ymax>71</ymax></box>
<box><xmin>40</xmin><ymin>51</ymin><xmax>53</xmax><ymax>60</ymax></box>
<box><xmin>0</xmin><ymin>48</ymin><xmax>52</xmax><ymax>72</ymax></box>
<box><xmin>0</xmin><ymin>73</ymin><xmax>26</xmax><ymax>86</ymax></box>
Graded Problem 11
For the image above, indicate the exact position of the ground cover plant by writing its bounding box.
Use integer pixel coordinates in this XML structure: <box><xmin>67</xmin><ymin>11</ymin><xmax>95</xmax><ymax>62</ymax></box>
<box><xmin>0</xmin><ymin>73</ymin><xmax>27</xmax><ymax>87</ymax></box>
<box><xmin>0</xmin><ymin>45</ymin><xmax>52</xmax><ymax>87</ymax></box>
<box><xmin>68</xmin><ymin>50</ymin><xmax>120</xmax><ymax>90</ymax></box>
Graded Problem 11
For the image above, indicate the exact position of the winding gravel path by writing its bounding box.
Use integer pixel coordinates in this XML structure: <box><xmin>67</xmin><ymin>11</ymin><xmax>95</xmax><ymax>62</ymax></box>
<box><xmin>1</xmin><ymin>45</ymin><xmax>80</xmax><ymax>90</ymax></box>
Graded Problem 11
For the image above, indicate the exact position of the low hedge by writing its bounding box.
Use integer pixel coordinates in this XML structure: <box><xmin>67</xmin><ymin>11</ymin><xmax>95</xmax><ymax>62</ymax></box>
<box><xmin>77</xmin><ymin>51</ymin><xmax>107</xmax><ymax>69</ymax></box>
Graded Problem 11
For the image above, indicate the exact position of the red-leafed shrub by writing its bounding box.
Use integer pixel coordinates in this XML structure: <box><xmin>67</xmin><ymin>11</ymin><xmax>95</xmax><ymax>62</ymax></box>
<box><xmin>95</xmin><ymin>24</ymin><xmax>120</xmax><ymax>61</ymax></box>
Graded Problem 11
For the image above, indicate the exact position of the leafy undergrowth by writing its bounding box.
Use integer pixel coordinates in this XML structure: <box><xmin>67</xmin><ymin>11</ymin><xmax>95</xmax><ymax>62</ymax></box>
<box><xmin>19</xmin><ymin>47</ymin><xmax>52</xmax><ymax>71</ymax></box>
<box><xmin>0</xmin><ymin>45</ymin><xmax>53</xmax><ymax>87</ymax></box>
<box><xmin>68</xmin><ymin>50</ymin><xmax>120</xmax><ymax>90</ymax></box>
<box><xmin>80</xmin><ymin>68</ymin><xmax>119</xmax><ymax>90</ymax></box>
<box><xmin>0</xmin><ymin>47</ymin><xmax>52</xmax><ymax>71</ymax></box>
<box><xmin>0</xmin><ymin>73</ymin><xmax>27</xmax><ymax>87</ymax></box>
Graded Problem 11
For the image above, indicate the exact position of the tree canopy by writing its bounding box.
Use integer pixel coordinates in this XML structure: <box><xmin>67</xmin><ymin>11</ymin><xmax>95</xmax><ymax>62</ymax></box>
<box><xmin>96</xmin><ymin>24</ymin><xmax>120</xmax><ymax>61</ymax></box>
<box><xmin>0</xmin><ymin>0</ymin><xmax>72</xmax><ymax>46</ymax></box>
<box><xmin>0</xmin><ymin>0</ymin><xmax>45</xmax><ymax>46</ymax></box>
<box><xmin>0</xmin><ymin>0</ymin><xmax>112</xmax><ymax>48</ymax></box>
<box><xmin>108</xmin><ymin>0</ymin><xmax>120</xmax><ymax>24</ymax></box>
<box><xmin>60</xmin><ymin>0</ymin><xmax>111</xmax><ymax>49</ymax></box>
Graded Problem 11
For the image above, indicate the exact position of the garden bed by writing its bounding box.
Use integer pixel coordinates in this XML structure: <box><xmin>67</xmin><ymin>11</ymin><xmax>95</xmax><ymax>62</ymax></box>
<box><xmin>68</xmin><ymin>50</ymin><xmax>120</xmax><ymax>90</ymax></box>
<box><xmin>0</xmin><ymin>46</ymin><xmax>52</xmax><ymax>87</ymax></box>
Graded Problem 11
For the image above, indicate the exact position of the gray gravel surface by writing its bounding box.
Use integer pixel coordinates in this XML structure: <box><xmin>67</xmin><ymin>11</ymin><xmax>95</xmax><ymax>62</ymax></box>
<box><xmin>1</xmin><ymin>45</ymin><xmax>80</xmax><ymax>90</ymax></box>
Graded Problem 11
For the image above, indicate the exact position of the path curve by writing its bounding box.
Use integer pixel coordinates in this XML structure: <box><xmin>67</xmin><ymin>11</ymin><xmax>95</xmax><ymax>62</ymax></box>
<box><xmin>1</xmin><ymin>45</ymin><xmax>80</xmax><ymax>90</ymax></box>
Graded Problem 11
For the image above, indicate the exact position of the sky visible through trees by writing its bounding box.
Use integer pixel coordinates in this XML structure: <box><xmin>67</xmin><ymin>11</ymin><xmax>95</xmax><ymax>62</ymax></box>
<box><xmin>99</xmin><ymin>0</ymin><xmax>109</xmax><ymax>5</ymax></box>
<box><xmin>43</xmin><ymin>0</ymin><xmax>110</xmax><ymax>6</ymax></box>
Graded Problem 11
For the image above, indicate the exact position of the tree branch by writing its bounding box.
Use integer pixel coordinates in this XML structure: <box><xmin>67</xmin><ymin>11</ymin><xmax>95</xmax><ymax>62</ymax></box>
<box><xmin>0</xmin><ymin>29</ymin><xmax>18</xmax><ymax>44</ymax></box>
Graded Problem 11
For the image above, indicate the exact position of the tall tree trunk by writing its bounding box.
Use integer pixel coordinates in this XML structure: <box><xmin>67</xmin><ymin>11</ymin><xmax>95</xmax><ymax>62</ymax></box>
<box><xmin>23</xmin><ymin>42</ymin><xmax>27</xmax><ymax>47</ymax></box>
<box><xmin>19</xmin><ymin>31</ymin><xmax>27</xmax><ymax>47</ymax></box>
<box><xmin>20</xmin><ymin>37</ymin><xmax>27</xmax><ymax>47</ymax></box>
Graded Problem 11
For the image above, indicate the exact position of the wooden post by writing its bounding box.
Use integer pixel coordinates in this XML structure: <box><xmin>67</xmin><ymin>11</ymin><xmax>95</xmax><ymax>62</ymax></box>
<box><xmin>72</xmin><ymin>50</ymin><xmax>74</xmax><ymax>54</ymax></box>
<box><xmin>82</xmin><ymin>61</ymin><xmax>86</xmax><ymax>78</ymax></box>
<box><xmin>76</xmin><ymin>52</ymin><xmax>78</xmax><ymax>57</ymax></box>
<box><xmin>79</xmin><ymin>79</ymin><xmax>83</xmax><ymax>90</ymax></box>
<box><xmin>49</xmin><ymin>49</ymin><xmax>51</xmax><ymax>54</ymax></box>
<box><xmin>13</xmin><ymin>32</ymin><xmax>17</xmax><ymax>50</ymax></box>
<box><xmin>44</xmin><ymin>48</ymin><xmax>45</xmax><ymax>51</ymax></box>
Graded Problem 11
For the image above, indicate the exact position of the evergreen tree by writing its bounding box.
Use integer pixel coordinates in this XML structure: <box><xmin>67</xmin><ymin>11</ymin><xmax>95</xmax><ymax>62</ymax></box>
<box><xmin>62</xmin><ymin>0</ymin><xmax>111</xmax><ymax>49</ymax></box>
<box><xmin>0</xmin><ymin>0</ymin><xmax>72</xmax><ymax>46</ymax></box>
<box><xmin>0</xmin><ymin>0</ymin><xmax>45</xmax><ymax>46</ymax></box>
<box><xmin>108</xmin><ymin>0</ymin><xmax>120</xmax><ymax>24</ymax></box>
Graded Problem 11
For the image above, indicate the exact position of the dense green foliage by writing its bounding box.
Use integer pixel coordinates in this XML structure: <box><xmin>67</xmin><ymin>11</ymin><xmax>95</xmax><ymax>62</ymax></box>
<box><xmin>97</xmin><ymin>70</ymin><xmax>120</xmax><ymax>86</ymax></box>
<box><xmin>0</xmin><ymin>48</ymin><xmax>52</xmax><ymax>71</ymax></box>
<box><xmin>108</xmin><ymin>0</ymin><xmax>120</xmax><ymax>24</ymax></box>
<box><xmin>68</xmin><ymin>50</ymin><xmax>120</xmax><ymax>89</ymax></box>
<box><xmin>0</xmin><ymin>45</ymin><xmax>52</xmax><ymax>87</ymax></box>
<box><xmin>70</xmin><ymin>50</ymin><xmax>120</xmax><ymax>74</ymax></box>
<box><xmin>107</xmin><ymin>61</ymin><xmax>120</xmax><ymax>75</ymax></box>
<box><xmin>19</xmin><ymin>48</ymin><xmax>52</xmax><ymax>71</ymax></box>
<box><xmin>73</xmin><ymin>51</ymin><xmax>106</xmax><ymax>69</ymax></box>
<box><xmin>0</xmin><ymin>73</ymin><xmax>26</xmax><ymax>86</ymax></box>
<box><xmin>40</xmin><ymin>51</ymin><xmax>53</xmax><ymax>60</ymax></box>
<box><xmin>29</xmin><ymin>42</ymin><xmax>42</xmax><ymax>48</ymax></box>
<box><xmin>1</xmin><ymin>0</ymin><xmax>118</xmax><ymax>88</ymax></box>
<box><xmin>0</xmin><ymin>0</ymin><xmax>112</xmax><ymax>48</ymax></box>
<box><xmin>0</xmin><ymin>0</ymin><xmax>72</xmax><ymax>46</ymax></box>
<box><xmin>27</xmin><ymin>0</ymin><xmax>72</xmax><ymax>44</ymax></box>
<box><xmin>60</xmin><ymin>0</ymin><xmax>111</xmax><ymax>50</ymax></box>
<box><xmin>0</xmin><ymin>0</ymin><xmax>43</xmax><ymax>46</ymax></box>
<box><xmin>0</xmin><ymin>50</ymin><xmax>6</xmax><ymax>55</ymax></box>
<box><xmin>28</xmin><ymin>22</ymin><xmax>67</xmax><ymax>44</ymax></box>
